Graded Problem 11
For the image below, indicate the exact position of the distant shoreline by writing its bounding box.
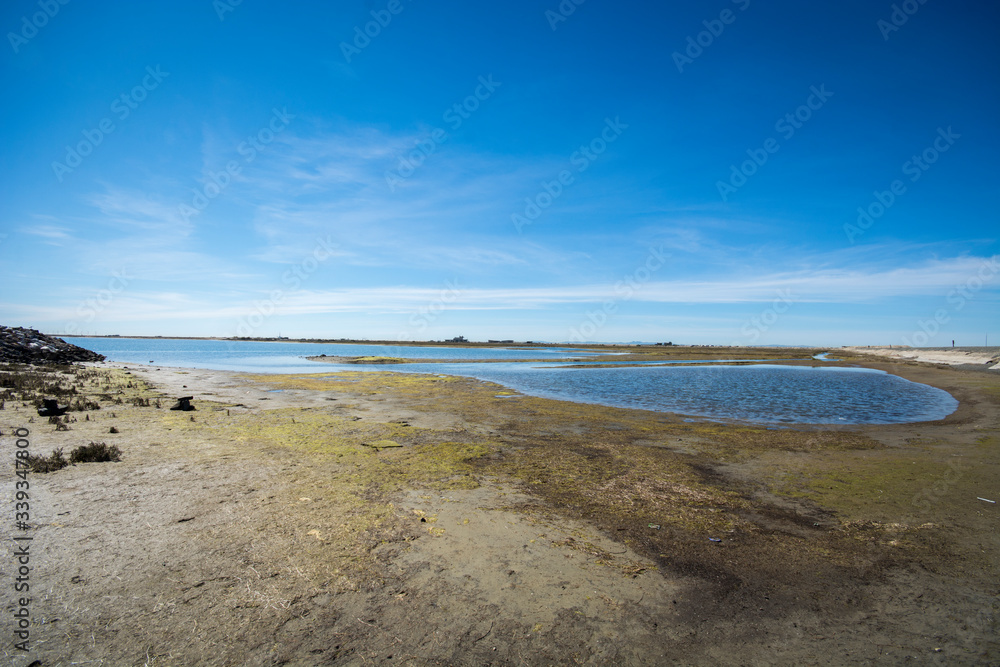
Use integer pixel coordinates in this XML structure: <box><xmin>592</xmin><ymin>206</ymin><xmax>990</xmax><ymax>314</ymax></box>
<box><xmin>57</xmin><ymin>334</ymin><xmax>819</xmax><ymax>350</ymax></box>
<box><xmin>54</xmin><ymin>334</ymin><xmax>1000</xmax><ymax>368</ymax></box>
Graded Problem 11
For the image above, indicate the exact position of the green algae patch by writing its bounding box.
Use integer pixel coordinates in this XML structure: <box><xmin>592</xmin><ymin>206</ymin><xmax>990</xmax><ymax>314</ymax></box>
<box><xmin>770</xmin><ymin>434</ymin><xmax>997</xmax><ymax>523</ymax></box>
<box><xmin>682</xmin><ymin>424</ymin><xmax>884</xmax><ymax>463</ymax></box>
<box><xmin>362</xmin><ymin>439</ymin><xmax>402</xmax><ymax>450</ymax></box>
<box><xmin>772</xmin><ymin>451</ymin><xmax>951</xmax><ymax>520</ymax></box>
<box><xmin>764</xmin><ymin>433</ymin><xmax>1000</xmax><ymax>580</ymax></box>
<box><xmin>198</xmin><ymin>405</ymin><xmax>496</xmax><ymax>589</ymax></box>
<box><xmin>225</xmin><ymin>366</ymin><xmax>968</xmax><ymax>597</ymax></box>
<box><xmin>220</xmin><ymin>407</ymin><xmax>493</xmax><ymax>492</ymax></box>
<box><xmin>223</xmin><ymin>409</ymin><xmax>406</xmax><ymax>455</ymax></box>
<box><xmin>239</xmin><ymin>370</ymin><xmax>464</xmax><ymax>396</ymax></box>
<box><xmin>399</xmin><ymin>441</ymin><xmax>490</xmax><ymax>490</ymax></box>
<box><xmin>486</xmin><ymin>437</ymin><xmax>750</xmax><ymax>537</ymax></box>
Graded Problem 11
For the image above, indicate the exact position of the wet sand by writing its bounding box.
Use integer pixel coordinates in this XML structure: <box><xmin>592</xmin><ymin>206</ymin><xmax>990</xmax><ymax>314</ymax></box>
<box><xmin>1</xmin><ymin>355</ymin><xmax>998</xmax><ymax>665</ymax></box>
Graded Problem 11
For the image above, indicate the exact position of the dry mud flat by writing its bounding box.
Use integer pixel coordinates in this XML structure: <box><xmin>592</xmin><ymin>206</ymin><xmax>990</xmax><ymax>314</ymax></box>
<box><xmin>0</xmin><ymin>358</ymin><xmax>998</xmax><ymax>666</ymax></box>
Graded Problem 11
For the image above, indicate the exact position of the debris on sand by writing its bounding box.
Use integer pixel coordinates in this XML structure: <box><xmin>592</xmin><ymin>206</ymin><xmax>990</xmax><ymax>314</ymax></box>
<box><xmin>38</xmin><ymin>398</ymin><xmax>69</xmax><ymax>416</ymax></box>
<box><xmin>169</xmin><ymin>396</ymin><xmax>195</xmax><ymax>411</ymax></box>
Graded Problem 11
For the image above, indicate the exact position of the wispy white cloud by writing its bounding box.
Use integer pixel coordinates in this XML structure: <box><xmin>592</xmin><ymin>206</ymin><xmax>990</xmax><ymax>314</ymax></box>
<box><xmin>13</xmin><ymin>115</ymin><xmax>996</xmax><ymax>342</ymax></box>
<box><xmin>266</xmin><ymin>254</ymin><xmax>997</xmax><ymax>311</ymax></box>
<box><xmin>87</xmin><ymin>185</ymin><xmax>192</xmax><ymax>234</ymax></box>
<box><xmin>31</xmin><ymin>254</ymin><xmax>996</xmax><ymax>318</ymax></box>
<box><xmin>21</xmin><ymin>224</ymin><xmax>73</xmax><ymax>243</ymax></box>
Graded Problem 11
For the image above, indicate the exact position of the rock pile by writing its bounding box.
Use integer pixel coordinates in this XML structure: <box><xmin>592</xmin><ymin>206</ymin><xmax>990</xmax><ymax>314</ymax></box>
<box><xmin>0</xmin><ymin>326</ymin><xmax>106</xmax><ymax>364</ymax></box>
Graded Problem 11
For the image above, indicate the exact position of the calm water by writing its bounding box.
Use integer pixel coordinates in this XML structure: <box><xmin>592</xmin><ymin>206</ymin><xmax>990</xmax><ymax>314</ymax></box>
<box><xmin>70</xmin><ymin>337</ymin><xmax>596</xmax><ymax>373</ymax></box>
<box><xmin>390</xmin><ymin>362</ymin><xmax>957</xmax><ymax>425</ymax></box>
<box><xmin>71</xmin><ymin>337</ymin><xmax>958</xmax><ymax>425</ymax></box>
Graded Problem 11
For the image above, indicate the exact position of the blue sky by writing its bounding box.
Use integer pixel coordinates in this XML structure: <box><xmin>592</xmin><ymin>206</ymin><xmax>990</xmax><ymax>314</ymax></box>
<box><xmin>1</xmin><ymin>0</ymin><xmax>997</xmax><ymax>346</ymax></box>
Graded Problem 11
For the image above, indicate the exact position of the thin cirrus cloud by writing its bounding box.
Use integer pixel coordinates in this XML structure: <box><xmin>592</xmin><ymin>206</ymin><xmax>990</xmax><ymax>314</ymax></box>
<box><xmin>272</xmin><ymin>257</ymin><xmax>997</xmax><ymax>313</ymax></box>
<box><xmin>47</xmin><ymin>119</ymin><xmax>1000</xmax><ymax>303</ymax></box>
<box><xmin>10</xmin><ymin>254</ymin><xmax>989</xmax><ymax>334</ymax></box>
<box><xmin>20</xmin><ymin>224</ymin><xmax>73</xmax><ymax>243</ymax></box>
<box><xmin>221</xmin><ymin>254</ymin><xmax>1000</xmax><ymax>314</ymax></box>
<box><xmin>9</xmin><ymin>112</ymin><xmax>998</xmax><ymax>343</ymax></box>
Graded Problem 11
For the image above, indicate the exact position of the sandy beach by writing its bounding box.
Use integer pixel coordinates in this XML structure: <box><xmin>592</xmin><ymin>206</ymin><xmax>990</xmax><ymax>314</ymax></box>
<box><xmin>1</xmin><ymin>352</ymin><xmax>998</xmax><ymax>665</ymax></box>
<box><xmin>842</xmin><ymin>346</ymin><xmax>1000</xmax><ymax>370</ymax></box>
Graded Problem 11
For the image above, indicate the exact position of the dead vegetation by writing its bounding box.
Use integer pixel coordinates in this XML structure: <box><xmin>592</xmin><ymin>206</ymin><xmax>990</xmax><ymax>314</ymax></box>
<box><xmin>26</xmin><ymin>441</ymin><xmax>122</xmax><ymax>472</ymax></box>
<box><xmin>69</xmin><ymin>440</ymin><xmax>122</xmax><ymax>463</ymax></box>
<box><xmin>0</xmin><ymin>363</ymin><xmax>157</xmax><ymax>411</ymax></box>
<box><xmin>24</xmin><ymin>447</ymin><xmax>70</xmax><ymax>472</ymax></box>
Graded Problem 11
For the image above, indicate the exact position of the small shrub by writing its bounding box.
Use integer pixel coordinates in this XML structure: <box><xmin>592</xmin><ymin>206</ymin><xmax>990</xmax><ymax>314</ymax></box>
<box><xmin>71</xmin><ymin>398</ymin><xmax>100</xmax><ymax>411</ymax></box>
<box><xmin>26</xmin><ymin>449</ymin><xmax>68</xmax><ymax>473</ymax></box>
<box><xmin>69</xmin><ymin>441</ymin><xmax>122</xmax><ymax>464</ymax></box>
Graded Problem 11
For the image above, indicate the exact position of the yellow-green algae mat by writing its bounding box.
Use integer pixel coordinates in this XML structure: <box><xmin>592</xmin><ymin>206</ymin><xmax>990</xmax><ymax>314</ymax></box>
<box><xmin>106</xmin><ymin>368</ymin><xmax>951</xmax><ymax>591</ymax></box>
